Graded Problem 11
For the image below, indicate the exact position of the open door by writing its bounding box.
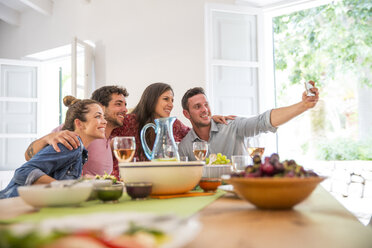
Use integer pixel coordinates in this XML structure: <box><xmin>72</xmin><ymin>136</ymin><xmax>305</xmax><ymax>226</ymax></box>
<box><xmin>0</xmin><ymin>59</ymin><xmax>40</xmax><ymax>188</ymax></box>
<box><xmin>205</xmin><ymin>3</ymin><xmax>278</xmax><ymax>156</ymax></box>
<box><xmin>205</xmin><ymin>3</ymin><xmax>264</xmax><ymax>117</ymax></box>
<box><xmin>71</xmin><ymin>38</ymin><xmax>95</xmax><ymax>99</ymax></box>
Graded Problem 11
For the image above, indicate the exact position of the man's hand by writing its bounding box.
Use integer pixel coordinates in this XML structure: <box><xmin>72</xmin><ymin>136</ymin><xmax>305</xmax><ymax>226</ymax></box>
<box><xmin>46</xmin><ymin>130</ymin><xmax>80</xmax><ymax>152</ymax></box>
<box><xmin>302</xmin><ymin>81</ymin><xmax>319</xmax><ymax>109</ymax></box>
<box><xmin>25</xmin><ymin>130</ymin><xmax>80</xmax><ymax>161</ymax></box>
<box><xmin>270</xmin><ymin>81</ymin><xmax>320</xmax><ymax>127</ymax></box>
<box><xmin>212</xmin><ymin>115</ymin><xmax>236</xmax><ymax>125</ymax></box>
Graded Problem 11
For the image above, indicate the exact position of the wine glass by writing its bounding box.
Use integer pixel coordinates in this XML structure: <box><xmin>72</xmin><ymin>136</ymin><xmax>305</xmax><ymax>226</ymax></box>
<box><xmin>192</xmin><ymin>141</ymin><xmax>208</xmax><ymax>161</ymax></box>
<box><xmin>247</xmin><ymin>136</ymin><xmax>265</xmax><ymax>158</ymax></box>
<box><xmin>113</xmin><ymin>136</ymin><xmax>136</xmax><ymax>162</ymax></box>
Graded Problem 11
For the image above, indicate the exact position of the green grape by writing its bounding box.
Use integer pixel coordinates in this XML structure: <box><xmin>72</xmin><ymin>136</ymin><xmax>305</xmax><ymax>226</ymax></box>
<box><xmin>205</xmin><ymin>153</ymin><xmax>231</xmax><ymax>165</ymax></box>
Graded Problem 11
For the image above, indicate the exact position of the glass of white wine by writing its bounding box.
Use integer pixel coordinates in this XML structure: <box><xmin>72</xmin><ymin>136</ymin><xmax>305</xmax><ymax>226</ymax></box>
<box><xmin>247</xmin><ymin>136</ymin><xmax>265</xmax><ymax>158</ymax></box>
<box><xmin>192</xmin><ymin>141</ymin><xmax>208</xmax><ymax>161</ymax></box>
<box><xmin>113</xmin><ymin>136</ymin><xmax>136</xmax><ymax>162</ymax></box>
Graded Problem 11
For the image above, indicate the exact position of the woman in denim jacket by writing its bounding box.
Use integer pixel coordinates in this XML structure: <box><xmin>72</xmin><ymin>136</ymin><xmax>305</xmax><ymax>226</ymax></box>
<box><xmin>0</xmin><ymin>96</ymin><xmax>107</xmax><ymax>198</ymax></box>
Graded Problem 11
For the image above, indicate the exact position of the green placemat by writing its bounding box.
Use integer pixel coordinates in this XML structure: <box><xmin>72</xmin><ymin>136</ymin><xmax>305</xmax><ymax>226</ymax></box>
<box><xmin>1</xmin><ymin>190</ymin><xmax>225</xmax><ymax>224</ymax></box>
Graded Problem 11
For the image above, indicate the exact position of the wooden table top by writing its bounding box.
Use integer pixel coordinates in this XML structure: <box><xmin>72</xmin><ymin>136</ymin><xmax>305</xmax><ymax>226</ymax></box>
<box><xmin>184</xmin><ymin>186</ymin><xmax>372</xmax><ymax>248</ymax></box>
<box><xmin>1</xmin><ymin>186</ymin><xmax>371</xmax><ymax>248</ymax></box>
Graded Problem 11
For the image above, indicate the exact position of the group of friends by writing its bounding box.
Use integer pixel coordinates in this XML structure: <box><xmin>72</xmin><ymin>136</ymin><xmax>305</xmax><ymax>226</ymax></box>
<box><xmin>0</xmin><ymin>82</ymin><xmax>319</xmax><ymax>198</ymax></box>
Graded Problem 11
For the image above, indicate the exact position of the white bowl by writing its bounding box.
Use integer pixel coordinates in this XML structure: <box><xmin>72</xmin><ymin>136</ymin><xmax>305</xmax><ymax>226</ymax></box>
<box><xmin>202</xmin><ymin>164</ymin><xmax>233</xmax><ymax>178</ymax></box>
<box><xmin>83</xmin><ymin>179</ymin><xmax>113</xmax><ymax>188</ymax></box>
<box><xmin>119</xmin><ymin>161</ymin><xmax>204</xmax><ymax>195</ymax></box>
<box><xmin>18</xmin><ymin>182</ymin><xmax>93</xmax><ymax>208</ymax></box>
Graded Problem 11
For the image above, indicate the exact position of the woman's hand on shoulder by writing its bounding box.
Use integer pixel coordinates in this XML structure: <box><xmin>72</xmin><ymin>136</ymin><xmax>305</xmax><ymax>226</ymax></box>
<box><xmin>212</xmin><ymin>115</ymin><xmax>236</xmax><ymax>125</ymax></box>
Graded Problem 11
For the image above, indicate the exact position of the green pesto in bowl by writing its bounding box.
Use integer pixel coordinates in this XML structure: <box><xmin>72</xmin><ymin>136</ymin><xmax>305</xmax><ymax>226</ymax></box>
<box><xmin>95</xmin><ymin>183</ymin><xmax>123</xmax><ymax>202</ymax></box>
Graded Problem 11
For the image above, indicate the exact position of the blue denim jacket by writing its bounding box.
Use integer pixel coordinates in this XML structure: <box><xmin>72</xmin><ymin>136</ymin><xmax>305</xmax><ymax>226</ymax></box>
<box><xmin>0</xmin><ymin>138</ymin><xmax>88</xmax><ymax>199</ymax></box>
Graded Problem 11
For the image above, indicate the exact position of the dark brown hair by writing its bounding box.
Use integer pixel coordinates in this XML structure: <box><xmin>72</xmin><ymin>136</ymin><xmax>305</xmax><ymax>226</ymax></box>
<box><xmin>132</xmin><ymin>82</ymin><xmax>173</xmax><ymax>156</ymax></box>
<box><xmin>91</xmin><ymin>85</ymin><xmax>129</xmax><ymax>107</ymax></box>
<box><xmin>62</xmin><ymin>96</ymin><xmax>99</xmax><ymax>131</ymax></box>
<box><xmin>181</xmin><ymin>87</ymin><xmax>206</xmax><ymax>111</ymax></box>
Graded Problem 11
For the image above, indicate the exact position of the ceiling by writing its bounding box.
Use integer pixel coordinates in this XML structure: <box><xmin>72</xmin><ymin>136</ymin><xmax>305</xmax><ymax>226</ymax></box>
<box><xmin>0</xmin><ymin>0</ymin><xmax>53</xmax><ymax>26</ymax></box>
<box><xmin>237</xmin><ymin>0</ymin><xmax>308</xmax><ymax>8</ymax></box>
<box><xmin>0</xmin><ymin>0</ymin><xmax>314</xmax><ymax>26</ymax></box>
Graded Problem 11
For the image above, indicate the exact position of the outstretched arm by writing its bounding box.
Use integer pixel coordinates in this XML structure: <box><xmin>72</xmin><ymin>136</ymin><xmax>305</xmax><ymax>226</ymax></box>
<box><xmin>270</xmin><ymin>81</ymin><xmax>319</xmax><ymax>127</ymax></box>
<box><xmin>25</xmin><ymin>131</ymin><xmax>80</xmax><ymax>161</ymax></box>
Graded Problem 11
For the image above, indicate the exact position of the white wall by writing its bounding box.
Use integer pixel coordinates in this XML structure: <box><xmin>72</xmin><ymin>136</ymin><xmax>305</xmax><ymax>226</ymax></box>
<box><xmin>0</xmin><ymin>0</ymin><xmax>234</xmax><ymax>124</ymax></box>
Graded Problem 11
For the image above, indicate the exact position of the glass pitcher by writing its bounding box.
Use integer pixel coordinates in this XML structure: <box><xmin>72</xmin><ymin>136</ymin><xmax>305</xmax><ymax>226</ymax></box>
<box><xmin>140</xmin><ymin>116</ymin><xmax>180</xmax><ymax>161</ymax></box>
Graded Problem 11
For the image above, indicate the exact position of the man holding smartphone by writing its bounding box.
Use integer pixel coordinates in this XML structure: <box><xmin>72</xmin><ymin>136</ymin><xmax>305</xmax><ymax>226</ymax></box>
<box><xmin>178</xmin><ymin>81</ymin><xmax>319</xmax><ymax>161</ymax></box>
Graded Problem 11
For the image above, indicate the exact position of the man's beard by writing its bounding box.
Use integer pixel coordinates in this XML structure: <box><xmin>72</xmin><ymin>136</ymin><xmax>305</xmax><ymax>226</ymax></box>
<box><xmin>104</xmin><ymin>112</ymin><xmax>123</xmax><ymax>128</ymax></box>
<box><xmin>193</xmin><ymin>116</ymin><xmax>211</xmax><ymax>128</ymax></box>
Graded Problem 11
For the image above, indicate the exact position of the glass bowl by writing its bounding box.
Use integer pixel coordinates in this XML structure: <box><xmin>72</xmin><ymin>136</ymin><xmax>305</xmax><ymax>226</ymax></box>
<box><xmin>199</xmin><ymin>178</ymin><xmax>222</xmax><ymax>192</ymax></box>
<box><xmin>95</xmin><ymin>183</ymin><xmax>124</xmax><ymax>202</ymax></box>
<box><xmin>125</xmin><ymin>182</ymin><xmax>153</xmax><ymax>200</ymax></box>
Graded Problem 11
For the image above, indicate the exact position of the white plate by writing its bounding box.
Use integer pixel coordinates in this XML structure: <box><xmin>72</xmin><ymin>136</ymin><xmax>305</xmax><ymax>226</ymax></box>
<box><xmin>10</xmin><ymin>212</ymin><xmax>201</xmax><ymax>248</ymax></box>
<box><xmin>218</xmin><ymin>184</ymin><xmax>235</xmax><ymax>193</ymax></box>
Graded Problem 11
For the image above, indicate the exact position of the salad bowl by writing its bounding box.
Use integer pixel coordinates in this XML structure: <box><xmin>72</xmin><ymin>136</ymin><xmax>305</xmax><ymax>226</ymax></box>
<box><xmin>119</xmin><ymin>161</ymin><xmax>204</xmax><ymax>195</ymax></box>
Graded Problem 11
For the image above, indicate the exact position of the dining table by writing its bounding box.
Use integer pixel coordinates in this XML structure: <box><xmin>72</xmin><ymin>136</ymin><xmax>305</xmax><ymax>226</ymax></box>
<box><xmin>0</xmin><ymin>185</ymin><xmax>371</xmax><ymax>248</ymax></box>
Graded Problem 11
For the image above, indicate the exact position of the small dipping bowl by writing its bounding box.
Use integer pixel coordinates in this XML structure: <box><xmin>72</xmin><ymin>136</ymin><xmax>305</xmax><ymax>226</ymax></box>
<box><xmin>199</xmin><ymin>178</ymin><xmax>222</xmax><ymax>192</ymax></box>
<box><xmin>87</xmin><ymin>179</ymin><xmax>113</xmax><ymax>201</ymax></box>
<box><xmin>95</xmin><ymin>183</ymin><xmax>123</xmax><ymax>203</ymax></box>
<box><xmin>125</xmin><ymin>182</ymin><xmax>153</xmax><ymax>200</ymax></box>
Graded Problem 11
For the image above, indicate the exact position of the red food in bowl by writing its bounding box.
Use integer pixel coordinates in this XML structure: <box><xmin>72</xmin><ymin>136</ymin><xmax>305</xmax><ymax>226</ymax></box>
<box><xmin>199</xmin><ymin>178</ymin><xmax>222</xmax><ymax>192</ymax></box>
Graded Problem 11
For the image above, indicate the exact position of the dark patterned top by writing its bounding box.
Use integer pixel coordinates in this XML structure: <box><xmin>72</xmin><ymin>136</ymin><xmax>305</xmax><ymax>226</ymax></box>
<box><xmin>110</xmin><ymin>113</ymin><xmax>191</xmax><ymax>179</ymax></box>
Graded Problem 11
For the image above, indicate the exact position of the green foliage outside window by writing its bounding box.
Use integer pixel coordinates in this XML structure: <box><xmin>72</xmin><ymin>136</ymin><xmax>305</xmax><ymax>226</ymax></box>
<box><xmin>316</xmin><ymin>137</ymin><xmax>372</xmax><ymax>161</ymax></box>
<box><xmin>273</xmin><ymin>0</ymin><xmax>371</xmax><ymax>88</ymax></box>
<box><xmin>273</xmin><ymin>0</ymin><xmax>372</xmax><ymax>161</ymax></box>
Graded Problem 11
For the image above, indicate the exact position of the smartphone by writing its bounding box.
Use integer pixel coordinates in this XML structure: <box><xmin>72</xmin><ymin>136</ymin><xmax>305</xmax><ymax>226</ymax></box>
<box><xmin>304</xmin><ymin>81</ymin><xmax>315</xmax><ymax>96</ymax></box>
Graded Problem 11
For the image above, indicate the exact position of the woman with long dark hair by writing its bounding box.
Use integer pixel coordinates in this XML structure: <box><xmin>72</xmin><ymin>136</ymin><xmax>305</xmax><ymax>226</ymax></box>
<box><xmin>112</xmin><ymin>83</ymin><xmax>187</xmax><ymax>162</ymax></box>
<box><xmin>111</xmin><ymin>82</ymin><xmax>232</xmax><ymax>178</ymax></box>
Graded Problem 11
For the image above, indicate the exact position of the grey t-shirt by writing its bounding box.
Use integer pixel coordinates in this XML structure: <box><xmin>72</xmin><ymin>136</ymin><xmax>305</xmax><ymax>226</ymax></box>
<box><xmin>178</xmin><ymin>110</ymin><xmax>277</xmax><ymax>161</ymax></box>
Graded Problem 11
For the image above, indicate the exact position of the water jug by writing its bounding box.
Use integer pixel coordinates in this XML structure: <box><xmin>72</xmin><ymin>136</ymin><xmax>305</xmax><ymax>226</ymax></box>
<box><xmin>140</xmin><ymin>116</ymin><xmax>180</xmax><ymax>161</ymax></box>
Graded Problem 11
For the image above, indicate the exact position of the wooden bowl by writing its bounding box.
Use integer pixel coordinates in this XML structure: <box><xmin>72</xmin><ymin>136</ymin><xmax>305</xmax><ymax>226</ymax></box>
<box><xmin>226</xmin><ymin>177</ymin><xmax>325</xmax><ymax>209</ymax></box>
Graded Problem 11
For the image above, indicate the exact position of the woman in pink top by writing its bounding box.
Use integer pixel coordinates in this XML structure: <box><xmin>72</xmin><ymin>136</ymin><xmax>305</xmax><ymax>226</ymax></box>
<box><xmin>111</xmin><ymin>83</ymin><xmax>232</xmax><ymax>178</ymax></box>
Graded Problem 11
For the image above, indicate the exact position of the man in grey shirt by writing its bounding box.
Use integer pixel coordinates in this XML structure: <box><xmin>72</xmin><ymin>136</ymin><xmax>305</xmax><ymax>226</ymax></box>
<box><xmin>178</xmin><ymin>84</ymin><xmax>319</xmax><ymax>161</ymax></box>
